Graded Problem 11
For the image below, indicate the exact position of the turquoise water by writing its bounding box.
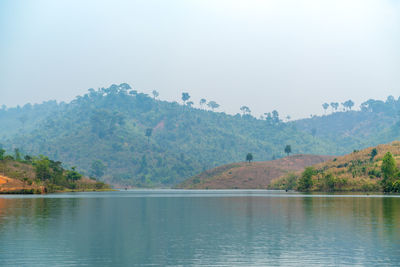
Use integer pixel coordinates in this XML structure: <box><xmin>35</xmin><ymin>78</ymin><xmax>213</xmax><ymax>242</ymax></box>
<box><xmin>1</xmin><ymin>190</ymin><xmax>400</xmax><ymax>266</ymax></box>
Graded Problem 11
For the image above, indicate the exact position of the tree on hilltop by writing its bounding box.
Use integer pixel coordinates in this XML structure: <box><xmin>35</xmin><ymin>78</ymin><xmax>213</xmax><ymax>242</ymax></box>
<box><xmin>207</xmin><ymin>101</ymin><xmax>219</xmax><ymax>111</ymax></box>
<box><xmin>182</xmin><ymin>92</ymin><xmax>190</xmax><ymax>105</ymax></box>
<box><xmin>240</xmin><ymin>106</ymin><xmax>251</xmax><ymax>116</ymax></box>
<box><xmin>152</xmin><ymin>90</ymin><xmax>159</xmax><ymax>100</ymax></box>
<box><xmin>322</xmin><ymin>103</ymin><xmax>329</xmax><ymax>114</ymax></box>
<box><xmin>246</xmin><ymin>153</ymin><xmax>253</xmax><ymax>163</ymax></box>
<box><xmin>330</xmin><ymin>102</ymin><xmax>339</xmax><ymax>112</ymax></box>
<box><xmin>284</xmin><ymin>145</ymin><xmax>292</xmax><ymax>156</ymax></box>
<box><xmin>342</xmin><ymin>100</ymin><xmax>354</xmax><ymax>111</ymax></box>
<box><xmin>199</xmin><ymin>99</ymin><xmax>207</xmax><ymax>109</ymax></box>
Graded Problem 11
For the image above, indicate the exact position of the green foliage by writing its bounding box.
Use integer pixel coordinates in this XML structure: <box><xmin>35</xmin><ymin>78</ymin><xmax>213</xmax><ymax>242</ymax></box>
<box><xmin>246</xmin><ymin>153</ymin><xmax>253</xmax><ymax>163</ymax></box>
<box><xmin>207</xmin><ymin>101</ymin><xmax>219</xmax><ymax>110</ymax></box>
<box><xmin>145</xmin><ymin>128</ymin><xmax>153</xmax><ymax>142</ymax></box>
<box><xmin>66</xmin><ymin>169</ymin><xmax>82</xmax><ymax>181</ymax></box>
<box><xmin>182</xmin><ymin>92</ymin><xmax>190</xmax><ymax>104</ymax></box>
<box><xmin>4</xmin><ymin>155</ymin><xmax>14</xmax><ymax>161</ymax></box>
<box><xmin>90</xmin><ymin>160</ymin><xmax>106</xmax><ymax>178</ymax></box>
<box><xmin>297</xmin><ymin>167</ymin><xmax>314</xmax><ymax>191</ymax></box>
<box><xmin>284</xmin><ymin>173</ymin><xmax>297</xmax><ymax>190</ymax></box>
<box><xmin>240</xmin><ymin>106</ymin><xmax>251</xmax><ymax>115</ymax></box>
<box><xmin>370</xmin><ymin>148</ymin><xmax>378</xmax><ymax>161</ymax></box>
<box><xmin>323</xmin><ymin>173</ymin><xmax>336</xmax><ymax>191</ymax></box>
<box><xmin>34</xmin><ymin>156</ymin><xmax>51</xmax><ymax>181</ymax></box>
<box><xmin>14</xmin><ymin>148</ymin><xmax>21</xmax><ymax>161</ymax></box>
<box><xmin>284</xmin><ymin>145</ymin><xmax>292</xmax><ymax>156</ymax></box>
<box><xmin>322</xmin><ymin>103</ymin><xmax>329</xmax><ymax>112</ymax></box>
<box><xmin>321</xmin><ymin>173</ymin><xmax>348</xmax><ymax>191</ymax></box>
<box><xmin>392</xmin><ymin>180</ymin><xmax>400</xmax><ymax>193</ymax></box>
<box><xmin>381</xmin><ymin>152</ymin><xmax>398</xmax><ymax>192</ymax></box>
<box><xmin>0</xmin><ymin>148</ymin><xmax>5</xmax><ymax>160</ymax></box>
<box><xmin>381</xmin><ymin>152</ymin><xmax>397</xmax><ymax>186</ymax></box>
<box><xmin>28</xmin><ymin>154</ymin><xmax>92</xmax><ymax>190</ymax></box>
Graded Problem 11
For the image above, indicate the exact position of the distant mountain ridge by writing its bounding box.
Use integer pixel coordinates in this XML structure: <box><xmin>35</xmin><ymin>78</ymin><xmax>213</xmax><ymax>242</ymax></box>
<box><xmin>1</xmin><ymin>84</ymin><xmax>400</xmax><ymax>187</ymax></box>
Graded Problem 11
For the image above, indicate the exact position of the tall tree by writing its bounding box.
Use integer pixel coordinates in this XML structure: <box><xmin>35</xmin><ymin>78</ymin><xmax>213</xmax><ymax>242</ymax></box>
<box><xmin>297</xmin><ymin>167</ymin><xmax>314</xmax><ymax>191</ymax></box>
<box><xmin>182</xmin><ymin>92</ymin><xmax>190</xmax><ymax>105</ymax></box>
<box><xmin>322</xmin><ymin>103</ymin><xmax>329</xmax><ymax>113</ymax></box>
<box><xmin>199</xmin><ymin>99</ymin><xmax>207</xmax><ymax>109</ymax></box>
<box><xmin>343</xmin><ymin>100</ymin><xmax>354</xmax><ymax>111</ymax></box>
<box><xmin>66</xmin><ymin>167</ymin><xmax>82</xmax><ymax>181</ymax></box>
<box><xmin>152</xmin><ymin>90</ymin><xmax>159</xmax><ymax>100</ymax></box>
<box><xmin>207</xmin><ymin>101</ymin><xmax>219</xmax><ymax>111</ymax></box>
<box><xmin>145</xmin><ymin>128</ymin><xmax>153</xmax><ymax>143</ymax></box>
<box><xmin>330</xmin><ymin>102</ymin><xmax>339</xmax><ymax>112</ymax></box>
<box><xmin>14</xmin><ymin>148</ymin><xmax>21</xmax><ymax>161</ymax></box>
<box><xmin>381</xmin><ymin>152</ymin><xmax>398</xmax><ymax>192</ymax></box>
<box><xmin>34</xmin><ymin>157</ymin><xmax>51</xmax><ymax>181</ymax></box>
<box><xmin>240</xmin><ymin>106</ymin><xmax>251</xmax><ymax>115</ymax></box>
<box><xmin>264</xmin><ymin>112</ymin><xmax>273</xmax><ymax>125</ymax></box>
<box><xmin>284</xmin><ymin>145</ymin><xmax>292</xmax><ymax>156</ymax></box>
<box><xmin>246</xmin><ymin>153</ymin><xmax>253</xmax><ymax>163</ymax></box>
<box><xmin>272</xmin><ymin>110</ymin><xmax>280</xmax><ymax>124</ymax></box>
<box><xmin>370</xmin><ymin>148</ymin><xmax>378</xmax><ymax>162</ymax></box>
<box><xmin>0</xmin><ymin>148</ymin><xmax>5</xmax><ymax>160</ymax></box>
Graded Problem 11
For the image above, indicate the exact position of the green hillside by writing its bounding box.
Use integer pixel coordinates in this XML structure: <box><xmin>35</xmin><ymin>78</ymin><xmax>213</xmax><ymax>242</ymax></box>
<box><xmin>1</xmin><ymin>84</ymin><xmax>400</xmax><ymax>187</ymax></box>
<box><xmin>269</xmin><ymin>141</ymin><xmax>400</xmax><ymax>192</ymax></box>
<box><xmin>0</xmin><ymin>84</ymin><xmax>338</xmax><ymax>187</ymax></box>
<box><xmin>295</xmin><ymin>97</ymin><xmax>400</xmax><ymax>148</ymax></box>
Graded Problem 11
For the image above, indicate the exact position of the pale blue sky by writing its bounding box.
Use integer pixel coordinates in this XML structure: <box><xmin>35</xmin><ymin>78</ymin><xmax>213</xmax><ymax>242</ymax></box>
<box><xmin>1</xmin><ymin>0</ymin><xmax>399</xmax><ymax>118</ymax></box>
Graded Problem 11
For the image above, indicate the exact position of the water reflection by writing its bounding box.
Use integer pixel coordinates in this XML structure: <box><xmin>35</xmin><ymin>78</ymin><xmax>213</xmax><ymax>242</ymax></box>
<box><xmin>0</xmin><ymin>192</ymin><xmax>400</xmax><ymax>266</ymax></box>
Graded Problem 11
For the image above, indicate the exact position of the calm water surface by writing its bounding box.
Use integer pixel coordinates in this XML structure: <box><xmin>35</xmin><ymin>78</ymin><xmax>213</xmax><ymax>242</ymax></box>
<box><xmin>1</xmin><ymin>190</ymin><xmax>400</xmax><ymax>266</ymax></box>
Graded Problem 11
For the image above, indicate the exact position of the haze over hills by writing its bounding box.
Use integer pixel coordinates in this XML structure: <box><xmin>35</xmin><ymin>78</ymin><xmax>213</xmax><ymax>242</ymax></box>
<box><xmin>1</xmin><ymin>83</ymin><xmax>400</xmax><ymax>187</ymax></box>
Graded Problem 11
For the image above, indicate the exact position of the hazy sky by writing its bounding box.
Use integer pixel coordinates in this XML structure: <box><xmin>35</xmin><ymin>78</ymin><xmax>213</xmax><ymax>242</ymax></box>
<box><xmin>1</xmin><ymin>0</ymin><xmax>399</xmax><ymax>119</ymax></box>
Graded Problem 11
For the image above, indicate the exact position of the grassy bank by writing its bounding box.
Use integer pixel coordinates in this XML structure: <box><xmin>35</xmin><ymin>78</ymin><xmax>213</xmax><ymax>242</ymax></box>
<box><xmin>269</xmin><ymin>141</ymin><xmax>400</xmax><ymax>192</ymax></box>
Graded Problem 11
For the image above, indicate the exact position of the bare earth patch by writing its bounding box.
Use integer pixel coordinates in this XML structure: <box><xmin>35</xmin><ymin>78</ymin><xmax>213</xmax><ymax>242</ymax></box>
<box><xmin>177</xmin><ymin>154</ymin><xmax>333</xmax><ymax>189</ymax></box>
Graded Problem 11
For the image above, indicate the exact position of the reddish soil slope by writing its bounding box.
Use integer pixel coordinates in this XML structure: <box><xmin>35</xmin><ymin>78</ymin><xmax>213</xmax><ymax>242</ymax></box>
<box><xmin>177</xmin><ymin>154</ymin><xmax>333</xmax><ymax>189</ymax></box>
<box><xmin>0</xmin><ymin>175</ymin><xmax>41</xmax><ymax>193</ymax></box>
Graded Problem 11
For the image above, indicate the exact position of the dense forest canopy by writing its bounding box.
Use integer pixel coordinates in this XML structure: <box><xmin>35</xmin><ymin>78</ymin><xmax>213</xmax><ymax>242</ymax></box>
<box><xmin>1</xmin><ymin>83</ymin><xmax>400</xmax><ymax>187</ymax></box>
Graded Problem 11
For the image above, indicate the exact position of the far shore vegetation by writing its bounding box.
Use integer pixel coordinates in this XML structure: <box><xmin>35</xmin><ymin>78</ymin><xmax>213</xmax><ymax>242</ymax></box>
<box><xmin>0</xmin><ymin>148</ymin><xmax>110</xmax><ymax>194</ymax></box>
<box><xmin>269</xmin><ymin>142</ymin><xmax>400</xmax><ymax>193</ymax></box>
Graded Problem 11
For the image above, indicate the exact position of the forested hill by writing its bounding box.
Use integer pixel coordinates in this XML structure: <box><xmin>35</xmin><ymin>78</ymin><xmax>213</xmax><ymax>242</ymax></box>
<box><xmin>1</xmin><ymin>84</ymin><xmax>400</xmax><ymax>187</ymax></box>
<box><xmin>0</xmin><ymin>84</ymin><xmax>335</xmax><ymax>186</ymax></box>
<box><xmin>295</xmin><ymin>97</ymin><xmax>400</xmax><ymax>149</ymax></box>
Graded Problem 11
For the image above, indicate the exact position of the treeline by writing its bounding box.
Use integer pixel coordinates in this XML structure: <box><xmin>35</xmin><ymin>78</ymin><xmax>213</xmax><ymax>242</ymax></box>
<box><xmin>320</xmin><ymin>96</ymin><xmax>400</xmax><ymax>115</ymax></box>
<box><xmin>0</xmin><ymin>148</ymin><xmax>108</xmax><ymax>192</ymax></box>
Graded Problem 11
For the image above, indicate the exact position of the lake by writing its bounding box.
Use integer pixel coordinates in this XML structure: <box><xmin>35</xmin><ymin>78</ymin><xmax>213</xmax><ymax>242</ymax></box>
<box><xmin>0</xmin><ymin>190</ymin><xmax>399</xmax><ymax>266</ymax></box>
